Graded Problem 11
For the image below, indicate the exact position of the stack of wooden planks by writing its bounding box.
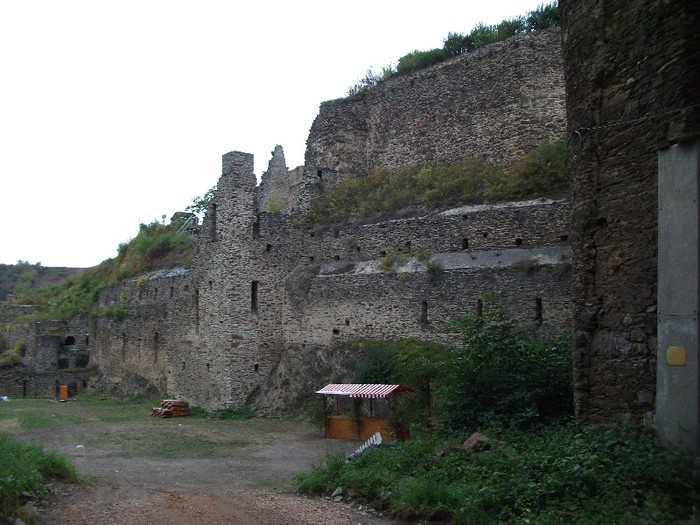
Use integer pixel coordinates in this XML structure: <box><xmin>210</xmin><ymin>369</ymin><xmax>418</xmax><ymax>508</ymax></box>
<box><xmin>151</xmin><ymin>399</ymin><xmax>190</xmax><ymax>418</ymax></box>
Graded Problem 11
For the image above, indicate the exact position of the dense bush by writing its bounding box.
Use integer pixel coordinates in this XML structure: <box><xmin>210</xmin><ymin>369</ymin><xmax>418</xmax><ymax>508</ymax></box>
<box><xmin>0</xmin><ymin>434</ymin><xmax>79</xmax><ymax>520</ymax></box>
<box><xmin>296</xmin><ymin>424</ymin><xmax>698</xmax><ymax>524</ymax></box>
<box><xmin>396</xmin><ymin>48</ymin><xmax>448</xmax><ymax>75</ymax></box>
<box><xmin>307</xmin><ymin>138</ymin><xmax>568</xmax><ymax>225</ymax></box>
<box><xmin>440</xmin><ymin>301</ymin><xmax>573</xmax><ymax>431</ymax></box>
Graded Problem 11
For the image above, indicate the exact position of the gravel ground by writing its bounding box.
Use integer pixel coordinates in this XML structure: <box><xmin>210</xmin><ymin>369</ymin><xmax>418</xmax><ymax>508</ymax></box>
<box><xmin>6</xmin><ymin>401</ymin><xmax>402</xmax><ymax>525</ymax></box>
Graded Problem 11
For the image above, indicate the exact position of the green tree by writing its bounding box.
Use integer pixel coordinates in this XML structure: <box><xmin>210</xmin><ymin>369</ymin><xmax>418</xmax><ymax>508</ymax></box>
<box><xmin>443</xmin><ymin>32</ymin><xmax>473</xmax><ymax>57</ymax></box>
<box><xmin>186</xmin><ymin>185</ymin><xmax>217</xmax><ymax>218</ymax></box>
<box><xmin>526</xmin><ymin>2</ymin><xmax>560</xmax><ymax>31</ymax></box>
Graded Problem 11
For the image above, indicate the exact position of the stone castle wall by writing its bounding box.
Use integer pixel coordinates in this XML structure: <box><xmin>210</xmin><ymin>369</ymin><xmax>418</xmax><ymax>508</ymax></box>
<box><xmin>2</xmin><ymin>29</ymin><xmax>572</xmax><ymax>412</ymax></box>
<box><xmin>300</xmin><ymin>29</ymin><xmax>566</xmax><ymax>209</ymax></box>
<box><xmin>86</xmin><ymin>152</ymin><xmax>571</xmax><ymax>410</ymax></box>
<box><xmin>560</xmin><ymin>0</ymin><xmax>700</xmax><ymax>427</ymax></box>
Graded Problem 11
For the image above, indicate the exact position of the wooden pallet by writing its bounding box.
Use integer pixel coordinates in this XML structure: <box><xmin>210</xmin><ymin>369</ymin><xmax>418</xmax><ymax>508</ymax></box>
<box><xmin>151</xmin><ymin>399</ymin><xmax>190</xmax><ymax>418</ymax></box>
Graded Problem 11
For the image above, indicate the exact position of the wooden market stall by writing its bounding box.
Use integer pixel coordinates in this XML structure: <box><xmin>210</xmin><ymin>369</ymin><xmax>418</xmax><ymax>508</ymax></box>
<box><xmin>316</xmin><ymin>383</ymin><xmax>411</xmax><ymax>441</ymax></box>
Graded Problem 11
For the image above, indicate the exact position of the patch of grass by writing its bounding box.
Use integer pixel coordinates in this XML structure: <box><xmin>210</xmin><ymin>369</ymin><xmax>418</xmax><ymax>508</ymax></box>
<box><xmin>0</xmin><ymin>434</ymin><xmax>79</xmax><ymax>521</ymax></box>
<box><xmin>211</xmin><ymin>407</ymin><xmax>255</xmax><ymax>421</ymax></box>
<box><xmin>296</xmin><ymin>424</ymin><xmax>699</xmax><ymax>524</ymax></box>
<box><xmin>0</xmin><ymin>396</ymin><xmax>161</xmax><ymax>430</ymax></box>
<box><xmin>307</xmin><ymin>139</ymin><xmax>568</xmax><ymax>226</ymax></box>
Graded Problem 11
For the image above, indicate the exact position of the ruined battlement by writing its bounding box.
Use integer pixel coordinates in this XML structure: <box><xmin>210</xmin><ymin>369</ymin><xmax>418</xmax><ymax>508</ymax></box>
<box><xmin>2</xmin><ymin>28</ymin><xmax>572</xmax><ymax>413</ymax></box>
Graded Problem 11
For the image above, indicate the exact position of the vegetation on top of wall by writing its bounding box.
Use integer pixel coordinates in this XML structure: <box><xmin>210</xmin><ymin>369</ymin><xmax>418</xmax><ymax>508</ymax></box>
<box><xmin>307</xmin><ymin>138</ymin><xmax>568</xmax><ymax>225</ymax></box>
<box><xmin>347</xmin><ymin>2</ymin><xmax>559</xmax><ymax>96</ymax></box>
<box><xmin>0</xmin><ymin>262</ymin><xmax>84</xmax><ymax>303</ymax></box>
<box><xmin>8</xmin><ymin>218</ymin><xmax>195</xmax><ymax>321</ymax></box>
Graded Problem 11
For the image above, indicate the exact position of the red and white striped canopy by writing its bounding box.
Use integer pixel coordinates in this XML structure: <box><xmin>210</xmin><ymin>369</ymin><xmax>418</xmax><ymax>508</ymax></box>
<box><xmin>316</xmin><ymin>383</ymin><xmax>410</xmax><ymax>399</ymax></box>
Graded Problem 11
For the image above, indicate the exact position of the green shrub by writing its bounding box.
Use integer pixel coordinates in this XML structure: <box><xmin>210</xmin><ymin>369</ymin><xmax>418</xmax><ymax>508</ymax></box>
<box><xmin>396</xmin><ymin>48</ymin><xmax>448</xmax><ymax>75</ymax></box>
<box><xmin>439</xmin><ymin>299</ymin><xmax>573</xmax><ymax>431</ymax></box>
<box><xmin>487</xmin><ymin>138</ymin><xmax>569</xmax><ymax>200</ymax></box>
<box><xmin>296</xmin><ymin>424</ymin><xmax>699</xmax><ymax>524</ymax></box>
<box><xmin>0</xmin><ymin>434</ymin><xmax>79</xmax><ymax>520</ymax></box>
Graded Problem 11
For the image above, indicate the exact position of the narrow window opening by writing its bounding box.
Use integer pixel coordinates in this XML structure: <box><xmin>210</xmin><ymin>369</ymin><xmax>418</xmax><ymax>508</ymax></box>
<box><xmin>194</xmin><ymin>289</ymin><xmax>200</xmax><ymax>334</ymax></box>
<box><xmin>515</xmin><ymin>238</ymin><xmax>523</xmax><ymax>246</ymax></box>
<box><xmin>266</xmin><ymin>243</ymin><xmax>272</xmax><ymax>252</ymax></box>
<box><xmin>381</xmin><ymin>250</ymin><xmax>387</xmax><ymax>257</ymax></box>
<box><xmin>482</xmin><ymin>232</ymin><xmax>488</xmax><ymax>238</ymax></box>
<box><xmin>253</xmin><ymin>217</ymin><xmax>260</xmax><ymax>239</ymax></box>
<box><xmin>421</xmin><ymin>301</ymin><xmax>429</xmax><ymax>326</ymax></box>
<box><xmin>334</xmin><ymin>255</ymin><xmax>340</xmax><ymax>261</ymax></box>
<box><xmin>154</xmin><ymin>332</ymin><xmax>159</xmax><ymax>363</ymax></box>
<box><xmin>206</xmin><ymin>362</ymin><xmax>210</xmax><ymax>371</ymax></box>
<box><xmin>209</xmin><ymin>203</ymin><xmax>218</xmax><ymax>242</ymax></box>
<box><xmin>182</xmin><ymin>361</ymin><xmax>186</xmax><ymax>370</ymax></box>
<box><xmin>404</xmin><ymin>241</ymin><xmax>411</xmax><ymax>252</ymax></box>
<box><xmin>85</xmin><ymin>335</ymin><xmax>89</xmax><ymax>346</ymax></box>
<box><xmin>535</xmin><ymin>298</ymin><xmax>543</xmax><ymax>325</ymax></box>
<box><xmin>170</xmin><ymin>286</ymin><xmax>174</xmax><ymax>298</ymax></box>
<box><xmin>154</xmin><ymin>287</ymin><xmax>158</xmax><ymax>297</ymax></box>
<box><xmin>476</xmin><ymin>299</ymin><xmax>483</xmax><ymax>318</ymax></box>
<box><xmin>184</xmin><ymin>284</ymin><xmax>189</xmax><ymax>292</ymax></box>
<box><xmin>345</xmin><ymin>319</ymin><xmax>350</xmax><ymax>326</ymax></box>
<box><xmin>309</xmin><ymin>256</ymin><xmax>315</xmax><ymax>262</ymax></box>
<box><xmin>356</xmin><ymin>246</ymin><xmax>361</xmax><ymax>252</ymax></box>
<box><xmin>251</xmin><ymin>281</ymin><xmax>259</xmax><ymax>313</ymax></box>
<box><xmin>559</xmin><ymin>234</ymin><xmax>569</xmax><ymax>241</ymax></box>
<box><xmin>332</xmin><ymin>328</ymin><xmax>340</xmax><ymax>335</ymax></box>
<box><xmin>317</xmin><ymin>169</ymin><xmax>323</xmax><ymax>180</ymax></box>
<box><xmin>208</xmin><ymin>280</ymin><xmax>213</xmax><ymax>290</ymax></box>
<box><xmin>462</xmin><ymin>238</ymin><xmax>469</xmax><ymax>250</ymax></box>
<box><xmin>254</xmin><ymin>363</ymin><xmax>259</xmax><ymax>373</ymax></box>
<box><xmin>65</xmin><ymin>336</ymin><xmax>75</xmax><ymax>346</ymax></box>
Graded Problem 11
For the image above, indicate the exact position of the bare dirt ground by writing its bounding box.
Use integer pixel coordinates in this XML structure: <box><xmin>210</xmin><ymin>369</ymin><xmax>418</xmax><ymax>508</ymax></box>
<box><xmin>5</xmin><ymin>399</ymin><xmax>402</xmax><ymax>525</ymax></box>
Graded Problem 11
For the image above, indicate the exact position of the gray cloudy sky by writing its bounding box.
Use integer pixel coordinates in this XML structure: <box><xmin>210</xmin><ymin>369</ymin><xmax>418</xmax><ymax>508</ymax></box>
<box><xmin>0</xmin><ymin>0</ymin><xmax>546</xmax><ymax>267</ymax></box>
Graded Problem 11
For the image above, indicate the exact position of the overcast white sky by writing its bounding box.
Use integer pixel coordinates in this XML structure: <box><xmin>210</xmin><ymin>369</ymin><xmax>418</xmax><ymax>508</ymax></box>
<box><xmin>1</xmin><ymin>0</ymin><xmax>547</xmax><ymax>268</ymax></box>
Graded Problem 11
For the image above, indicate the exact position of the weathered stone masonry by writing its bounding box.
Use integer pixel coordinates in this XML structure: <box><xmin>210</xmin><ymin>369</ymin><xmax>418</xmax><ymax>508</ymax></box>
<box><xmin>2</xmin><ymin>28</ymin><xmax>571</xmax><ymax>413</ymax></box>
<box><xmin>91</xmin><ymin>155</ymin><xmax>572</xmax><ymax>412</ymax></box>
<box><xmin>560</xmin><ymin>0</ymin><xmax>700</xmax><ymax>449</ymax></box>
<box><xmin>299</xmin><ymin>29</ymin><xmax>566</xmax><ymax>209</ymax></box>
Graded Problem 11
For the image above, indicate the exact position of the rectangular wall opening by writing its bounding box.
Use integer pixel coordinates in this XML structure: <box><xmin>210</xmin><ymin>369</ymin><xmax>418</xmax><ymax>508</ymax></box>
<box><xmin>535</xmin><ymin>298</ymin><xmax>543</xmax><ymax>325</ymax></box>
<box><xmin>209</xmin><ymin>204</ymin><xmax>217</xmax><ymax>242</ymax></box>
<box><xmin>251</xmin><ymin>281</ymin><xmax>259</xmax><ymax>313</ymax></box>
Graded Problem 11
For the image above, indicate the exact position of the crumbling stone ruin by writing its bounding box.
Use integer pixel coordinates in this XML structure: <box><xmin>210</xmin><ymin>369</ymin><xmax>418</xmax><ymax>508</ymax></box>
<box><xmin>1</xmin><ymin>29</ymin><xmax>571</xmax><ymax>415</ymax></box>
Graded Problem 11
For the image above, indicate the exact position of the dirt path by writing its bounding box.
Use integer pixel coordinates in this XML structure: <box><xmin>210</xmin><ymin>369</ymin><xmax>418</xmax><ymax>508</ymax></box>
<box><xmin>7</xmin><ymin>400</ymin><xmax>400</xmax><ymax>525</ymax></box>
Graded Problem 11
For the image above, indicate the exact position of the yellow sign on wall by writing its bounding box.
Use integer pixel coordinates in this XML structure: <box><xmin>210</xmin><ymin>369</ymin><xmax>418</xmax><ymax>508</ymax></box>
<box><xmin>666</xmin><ymin>346</ymin><xmax>687</xmax><ymax>366</ymax></box>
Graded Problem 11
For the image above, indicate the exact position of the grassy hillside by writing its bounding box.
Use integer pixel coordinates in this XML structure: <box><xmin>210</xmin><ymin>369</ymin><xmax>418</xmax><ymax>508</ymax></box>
<box><xmin>0</xmin><ymin>263</ymin><xmax>85</xmax><ymax>302</ymax></box>
<box><xmin>5</xmin><ymin>219</ymin><xmax>195</xmax><ymax>321</ymax></box>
